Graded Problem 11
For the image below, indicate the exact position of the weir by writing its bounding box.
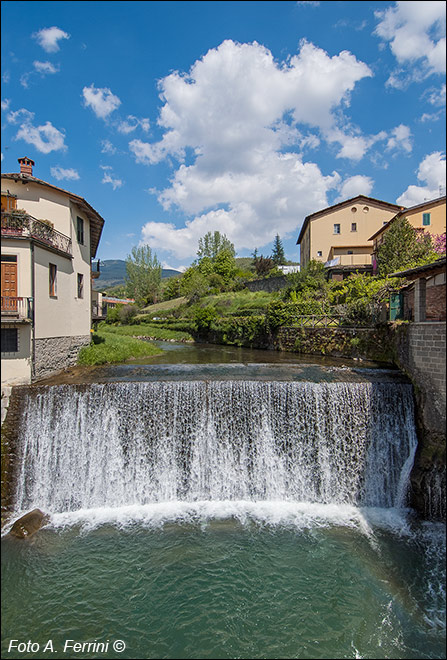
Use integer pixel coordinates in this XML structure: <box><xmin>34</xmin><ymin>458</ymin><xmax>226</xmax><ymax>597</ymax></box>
<box><xmin>13</xmin><ymin>379</ymin><xmax>417</xmax><ymax>516</ymax></box>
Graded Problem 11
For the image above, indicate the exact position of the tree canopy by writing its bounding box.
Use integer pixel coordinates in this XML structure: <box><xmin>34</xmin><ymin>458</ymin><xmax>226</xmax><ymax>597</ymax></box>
<box><xmin>125</xmin><ymin>245</ymin><xmax>162</xmax><ymax>306</ymax></box>
<box><xmin>376</xmin><ymin>217</ymin><xmax>438</xmax><ymax>276</ymax></box>
<box><xmin>197</xmin><ymin>231</ymin><xmax>235</xmax><ymax>261</ymax></box>
<box><xmin>271</xmin><ymin>234</ymin><xmax>286</xmax><ymax>265</ymax></box>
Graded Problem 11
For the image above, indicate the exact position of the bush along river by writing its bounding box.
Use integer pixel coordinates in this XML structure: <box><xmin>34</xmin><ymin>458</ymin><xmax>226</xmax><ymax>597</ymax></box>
<box><xmin>1</xmin><ymin>344</ymin><xmax>445</xmax><ymax>659</ymax></box>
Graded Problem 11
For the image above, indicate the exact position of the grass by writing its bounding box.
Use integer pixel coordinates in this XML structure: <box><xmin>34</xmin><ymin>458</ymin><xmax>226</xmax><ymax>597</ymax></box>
<box><xmin>78</xmin><ymin>330</ymin><xmax>163</xmax><ymax>366</ymax></box>
<box><xmin>97</xmin><ymin>323</ymin><xmax>194</xmax><ymax>342</ymax></box>
<box><xmin>140</xmin><ymin>297</ymin><xmax>187</xmax><ymax>314</ymax></box>
<box><xmin>189</xmin><ymin>290</ymin><xmax>277</xmax><ymax>317</ymax></box>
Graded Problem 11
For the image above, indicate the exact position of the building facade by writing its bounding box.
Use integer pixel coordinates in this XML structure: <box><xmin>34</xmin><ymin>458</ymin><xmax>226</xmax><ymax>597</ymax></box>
<box><xmin>297</xmin><ymin>195</ymin><xmax>403</xmax><ymax>273</ymax></box>
<box><xmin>1</xmin><ymin>157</ymin><xmax>104</xmax><ymax>384</ymax></box>
<box><xmin>369</xmin><ymin>196</ymin><xmax>446</xmax><ymax>265</ymax></box>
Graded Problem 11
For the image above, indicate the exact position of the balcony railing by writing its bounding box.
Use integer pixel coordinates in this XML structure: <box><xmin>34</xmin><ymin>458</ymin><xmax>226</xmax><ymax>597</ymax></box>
<box><xmin>1</xmin><ymin>210</ymin><xmax>72</xmax><ymax>256</ymax></box>
<box><xmin>1</xmin><ymin>296</ymin><xmax>33</xmax><ymax>320</ymax></box>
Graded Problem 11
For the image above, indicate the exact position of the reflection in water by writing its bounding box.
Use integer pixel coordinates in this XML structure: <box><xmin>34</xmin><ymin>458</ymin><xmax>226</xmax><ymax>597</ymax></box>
<box><xmin>36</xmin><ymin>340</ymin><xmax>398</xmax><ymax>386</ymax></box>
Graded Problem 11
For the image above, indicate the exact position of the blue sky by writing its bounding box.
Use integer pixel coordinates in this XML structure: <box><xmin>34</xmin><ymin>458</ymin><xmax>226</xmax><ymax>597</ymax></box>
<box><xmin>1</xmin><ymin>1</ymin><xmax>445</xmax><ymax>269</ymax></box>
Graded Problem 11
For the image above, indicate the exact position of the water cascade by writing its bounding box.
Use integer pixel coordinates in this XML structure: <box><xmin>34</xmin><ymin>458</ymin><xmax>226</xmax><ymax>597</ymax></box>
<box><xmin>4</xmin><ymin>375</ymin><xmax>446</xmax><ymax>660</ymax></box>
<box><xmin>14</xmin><ymin>380</ymin><xmax>417</xmax><ymax>517</ymax></box>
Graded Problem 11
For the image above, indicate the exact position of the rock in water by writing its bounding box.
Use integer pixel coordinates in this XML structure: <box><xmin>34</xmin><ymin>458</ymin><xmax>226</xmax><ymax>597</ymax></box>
<box><xmin>9</xmin><ymin>509</ymin><xmax>49</xmax><ymax>539</ymax></box>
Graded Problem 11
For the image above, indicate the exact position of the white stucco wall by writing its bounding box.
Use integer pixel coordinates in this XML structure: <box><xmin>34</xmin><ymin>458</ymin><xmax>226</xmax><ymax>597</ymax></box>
<box><xmin>1</xmin><ymin>324</ymin><xmax>32</xmax><ymax>385</ymax></box>
<box><xmin>2</xmin><ymin>177</ymin><xmax>92</xmax><ymax>340</ymax></box>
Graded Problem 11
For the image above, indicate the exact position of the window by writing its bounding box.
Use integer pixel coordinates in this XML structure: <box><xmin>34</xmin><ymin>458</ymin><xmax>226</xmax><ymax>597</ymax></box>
<box><xmin>423</xmin><ymin>213</ymin><xmax>431</xmax><ymax>226</ymax></box>
<box><xmin>347</xmin><ymin>250</ymin><xmax>354</xmax><ymax>255</ymax></box>
<box><xmin>334</xmin><ymin>224</ymin><xmax>341</xmax><ymax>234</ymax></box>
<box><xmin>49</xmin><ymin>263</ymin><xmax>57</xmax><ymax>297</ymax></box>
<box><xmin>77</xmin><ymin>216</ymin><xmax>84</xmax><ymax>244</ymax></box>
<box><xmin>351</xmin><ymin>222</ymin><xmax>357</xmax><ymax>232</ymax></box>
<box><xmin>317</xmin><ymin>250</ymin><xmax>322</xmax><ymax>257</ymax></box>
<box><xmin>1</xmin><ymin>328</ymin><xmax>18</xmax><ymax>353</ymax></box>
<box><xmin>77</xmin><ymin>273</ymin><xmax>84</xmax><ymax>299</ymax></box>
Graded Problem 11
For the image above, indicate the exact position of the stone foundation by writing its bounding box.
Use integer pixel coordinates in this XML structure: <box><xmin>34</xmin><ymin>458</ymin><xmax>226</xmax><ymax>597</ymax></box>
<box><xmin>392</xmin><ymin>322</ymin><xmax>446</xmax><ymax>520</ymax></box>
<box><xmin>34</xmin><ymin>335</ymin><xmax>91</xmax><ymax>381</ymax></box>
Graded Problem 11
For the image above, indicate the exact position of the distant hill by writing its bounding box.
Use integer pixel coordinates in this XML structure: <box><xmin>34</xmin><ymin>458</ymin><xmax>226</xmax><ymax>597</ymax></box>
<box><xmin>92</xmin><ymin>259</ymin><xmax>181</xmax><ymax>291</ymax></box>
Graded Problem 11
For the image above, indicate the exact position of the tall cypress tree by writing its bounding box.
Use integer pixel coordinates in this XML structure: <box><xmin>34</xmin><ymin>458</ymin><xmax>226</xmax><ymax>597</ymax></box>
<box><xmin>271</xmin><ymin>234</ymin><xmax>286</xmax><ymax>265</ymax></box>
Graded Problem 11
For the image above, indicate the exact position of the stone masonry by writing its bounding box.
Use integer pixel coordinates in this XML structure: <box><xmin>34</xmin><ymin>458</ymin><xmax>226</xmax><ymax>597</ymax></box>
<box><xmin>34</xmin><ymin>335</ymin><xmax>91</xmax><ymax>381</ymax></box>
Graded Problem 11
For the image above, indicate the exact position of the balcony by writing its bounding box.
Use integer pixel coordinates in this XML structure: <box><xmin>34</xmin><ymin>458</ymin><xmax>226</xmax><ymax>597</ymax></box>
<box><xmin>1</xmin><ymin>210</ymin><xmax>72</xmax><ymax>256</ymax></box>
<box><xmin>1</xmin><ymin>296</ymin><xmax>33</xmax><ymax>321</ymax></box>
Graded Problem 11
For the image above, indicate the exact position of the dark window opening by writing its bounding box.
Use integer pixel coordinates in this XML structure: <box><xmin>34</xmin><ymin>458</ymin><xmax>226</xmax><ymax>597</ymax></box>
<box><xmin>1</xmin><ymin>328</ymin><xmax>18</xmax><ymax>352</ymax></box>
<box><xmin>77</xmin><ymin>216</ymin><xmax>84</xmax><ymax>244</ymax></box>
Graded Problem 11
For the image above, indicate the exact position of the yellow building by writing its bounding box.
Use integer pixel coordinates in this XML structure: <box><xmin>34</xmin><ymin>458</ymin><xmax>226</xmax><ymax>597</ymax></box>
<box><xmin>1</xmin><ymin>157</ymin><xmax>104</xmax><ymax>384</ymax></box>
<box><xmin>297</xmin><ymin>195</ymin><xmax>403</xmax><ymax>275</ymax></box>
<box><xmin>369</xmin><ymin>196</ymin><xmax>446</xmax><ymax>257</ymax></box>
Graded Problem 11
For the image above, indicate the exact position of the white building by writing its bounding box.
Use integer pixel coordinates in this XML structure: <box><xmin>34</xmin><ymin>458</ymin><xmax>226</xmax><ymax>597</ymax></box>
<box><xmin>1</xmin><ymin>157</ymin><xmax>104</xmax><ymax>384</ymax></box>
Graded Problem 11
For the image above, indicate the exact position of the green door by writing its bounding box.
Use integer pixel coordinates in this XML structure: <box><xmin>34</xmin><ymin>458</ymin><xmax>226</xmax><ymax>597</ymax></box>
<box><xmin>390</xmin><ymin>292</ymin><xmax>403</xmax><ymax>321</ymax></box>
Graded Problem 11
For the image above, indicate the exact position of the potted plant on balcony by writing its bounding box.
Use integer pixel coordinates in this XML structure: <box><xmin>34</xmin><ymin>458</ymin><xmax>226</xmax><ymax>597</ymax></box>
<box><xmin>1</xmin><ymin>208</ymin><xmax>29</xmax><ymax>234</ymax></box>
<box><xmin>35</xmin><ymin>218</ymin><xmax>55</xmax><ymax>244</ymax></box>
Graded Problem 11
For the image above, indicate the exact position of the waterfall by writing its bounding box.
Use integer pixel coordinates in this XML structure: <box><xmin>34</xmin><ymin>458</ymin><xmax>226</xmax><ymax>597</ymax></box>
<box><xmin>13</xmin><ymin>380</ymin><xmax>417</xmax><ymax>515</ymax></box>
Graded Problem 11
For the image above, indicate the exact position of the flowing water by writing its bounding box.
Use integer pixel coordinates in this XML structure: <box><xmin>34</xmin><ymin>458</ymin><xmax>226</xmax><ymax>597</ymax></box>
<box><xmin>1</xmin><ymin>357</ymin><xmax>445</xmax><ymax>659</ymax></box>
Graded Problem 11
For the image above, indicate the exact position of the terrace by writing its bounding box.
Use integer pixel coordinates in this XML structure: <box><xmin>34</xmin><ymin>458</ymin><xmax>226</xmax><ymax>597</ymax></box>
<box><xmin>1</xmin><ymin>209</ymin><xmax>72</xmax><ymax>256</ymax></box>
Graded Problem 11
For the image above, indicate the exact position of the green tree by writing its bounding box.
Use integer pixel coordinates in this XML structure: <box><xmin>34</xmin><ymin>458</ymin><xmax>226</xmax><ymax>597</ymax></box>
<box><xmin>254</xmin><ymin>255</ymin><xmax>275</xmax><ymax>276</ymax></box>
<box><xmin>376</xmin><ymin>217</ymin><xmax>438</xmax><ymax>276</ymax></box>
<box><xmin>271</xmin><ymin>234</ymin><xmax>286</xmax><ymax>265</ymax></box>
<box><xmin>197</xmin><ymin>231</ymin><xmax>235</xmax><ymax>261</ymax></box>
<box><xmin>125</xmin><ymin>245</ymin><xmax>162</xmax><ymax>306</ymax></box>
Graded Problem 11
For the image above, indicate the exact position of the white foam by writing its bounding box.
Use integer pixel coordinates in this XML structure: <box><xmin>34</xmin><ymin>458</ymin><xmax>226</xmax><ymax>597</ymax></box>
<box><xmin>43</xmin><ymin>500</ymin><xmax>412</xmax><ymax>537</ymax></box>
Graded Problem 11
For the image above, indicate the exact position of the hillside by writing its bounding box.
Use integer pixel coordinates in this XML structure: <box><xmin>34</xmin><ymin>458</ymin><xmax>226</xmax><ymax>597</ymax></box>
<box><xmin>93</xmin><ymin>259</ymin><xmax>181</xmax><ymax>291</ymax></box>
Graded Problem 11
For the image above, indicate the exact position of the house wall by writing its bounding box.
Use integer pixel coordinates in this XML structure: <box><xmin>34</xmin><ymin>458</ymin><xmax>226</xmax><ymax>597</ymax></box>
<box><xmin>372</xmin><ymin>198</ymin><xmax>446</xmax><ymax>249</ymax></box>
<box><xmin>0</xmin><ymin>239</ymin><xmax>32</xmax><ymax>298</ymax></box>
<box><xmin>1</xmin><ymin>323</ymin><xmax>32</xmax><ymax>385</ymax></box>
<box><xmin>302</xmin><ymin>201</ymin><xmax>398</xmax><ymax>269</ymax></box>
<box><xmin>3</xmin><ymin>179</ymin><xmax>72</xmax><ymax>237</ymax></box>
<box><xmin>403</xmin><ymin>274</ymin><xmax>446</xmax><ymax>321</ymax></box>
<box><xmin>404</xmin><ymin>199</ymin><xmax>446</xmax><ymax>235</ymax></box>
<box><xmin>1</xmin><ymin>177</ymin><xmax>94</xmax><ymax>383</ymax></box>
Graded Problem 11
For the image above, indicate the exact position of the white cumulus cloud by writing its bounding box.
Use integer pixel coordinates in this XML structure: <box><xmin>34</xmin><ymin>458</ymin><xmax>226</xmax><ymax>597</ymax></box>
<box><xmin>375</xmin><ymin>1</ymin><xmax>446</xmax><ymax>86</ymax></box>
<box><xmin>100</xmin><ymin>166</ymin><xmax>123</xmax><ymax>190</ymax></box>
<box><xmin>396</xmin><ymin>151</ymin><xmax>446</xmax><ymax>205</ymax></box>
<box><xmin>15</xmin><ymin>121</ymin><xmax>66</xmax><ymax>154</ymax></box>
<box><xmin>82</xmin><ymin>84</ymin><xmax>121</xmax><ymax>120</ymax></box>
<box><xmin>132</xmin><ymin>39</ymin><xmax>373</xmax><ymax>257</ymax></box>
<box><xmin>117</xmin><ymin>115</ymin><xmax>150</xmax><ymax>134</ymax></box>
<box><xmin>334</xmin><ymin>175</ymin><xmax>375</xmax><ymax>202</ymax></box>
<box><xmin>32</xmin><ymin>26</ymin><xmax>70</xmax><ymax>53</ymax></box>
<box><xmin>33</xmin><ymin>61</ymin><xmax>59</xmax><ymax>75</ymax></box>
<box><xmin>50</xmin><ymin>166</ymin><xmax>80</xmax><ymax>181</ymax></box>
<box><xmin>101</xmin><ymin>139</ymin><xmax>116</xmax><ymax>155</ymax></box>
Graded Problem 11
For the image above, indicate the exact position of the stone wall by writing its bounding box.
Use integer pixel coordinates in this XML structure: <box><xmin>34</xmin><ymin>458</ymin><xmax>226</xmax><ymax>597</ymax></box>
<box><xmin>1</xmin><ymin>385</ymin><xmax>28</xmax><ymax>519</ymax></box>
<box><xmin>274</xmin><ymin>321</ymin><xmax>446</xmax><ymax>520</ymax></box>
<box><xmin>275</xmin><ymin>325</ymin><xmax>394</xmax><ymax>363</ymax></box>
<box><xmin>392</xmin><ymin>322</ymin><xmax>446</xmax><ymax>520</ymax></box>
<box><xmin>34</xmin><ymin>334</ymin><xmax>91</xmax><ymax>381</ymax></box>
<box><xmin>245</xmin><ymin>275</ymin><xmax>289</xmax><ymax>293</ymax></box>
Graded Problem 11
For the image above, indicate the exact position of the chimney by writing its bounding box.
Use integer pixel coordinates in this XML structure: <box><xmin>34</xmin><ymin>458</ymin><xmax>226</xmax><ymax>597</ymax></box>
<box><xmin>18</xmin><ymin>156</ymin><xmax>35</xmax><ymax>176</ymax></box>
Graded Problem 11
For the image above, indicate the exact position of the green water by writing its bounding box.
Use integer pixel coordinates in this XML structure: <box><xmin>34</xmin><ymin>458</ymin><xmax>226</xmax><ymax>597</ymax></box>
<box><xmin>2</xmin><ymin>517</ymin><xmax>445</xmax><ymax>659</ymax></box>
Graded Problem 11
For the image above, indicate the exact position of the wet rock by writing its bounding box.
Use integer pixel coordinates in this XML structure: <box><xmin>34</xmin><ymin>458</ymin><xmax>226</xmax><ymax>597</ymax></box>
<box><xmin>9</xmin><ymin>509</ymin><xmax>50</xmax><ymax>539</ymax></box>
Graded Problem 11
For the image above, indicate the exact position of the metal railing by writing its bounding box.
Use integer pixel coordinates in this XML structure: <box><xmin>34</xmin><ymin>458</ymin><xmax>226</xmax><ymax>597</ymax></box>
<box><xmin>1</xmin><ymin>296</ymin><xmax>33</xmax><ymax>320</ymax></box>
<box><xmin>295</xmin><ymin>314</ymin><xmax>342</xmax><ymax>328</ymax></box>
<box><xmin>1</xmin><ymin>210</ymin><xmax>72</xmax><ymax>256</ymax></box>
